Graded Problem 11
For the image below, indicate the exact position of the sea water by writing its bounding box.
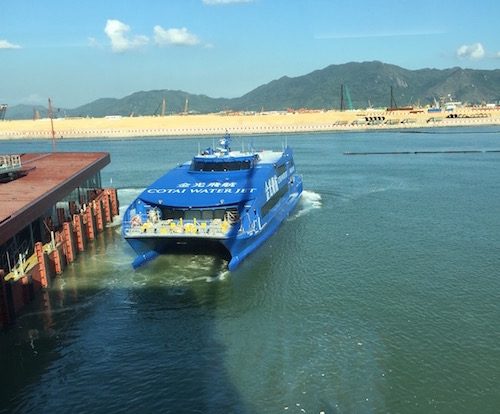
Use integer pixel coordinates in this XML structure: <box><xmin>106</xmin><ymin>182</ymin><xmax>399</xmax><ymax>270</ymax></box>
<box><xmin>1</xmin><ymin>127</ymin><xmax>499</xmax><ymax>413</ymax></box>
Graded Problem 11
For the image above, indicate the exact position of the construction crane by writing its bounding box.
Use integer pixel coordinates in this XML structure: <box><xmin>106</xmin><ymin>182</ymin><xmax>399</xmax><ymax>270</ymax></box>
<box><xmin>154</xmin><ymin>97</ymin><xmax>167</xmax><ymax>116</ymax></box>
<box><xmin>345</xmin><ymin>85</ymin><xmax>353</xmax><ymax>110</ymax></box>
<box><xmin>0</xmin><ymin>104</ymin><xmax>7</xmax><ymax>120</ymax></box>
<box><xmin>389</xmin><ymin>85</ymin><xmax>398</xmax><ymax>109</ymax></box>
<box><xmin>340</xmin><ymin>84</ymin><xmax>353</xmax><ymax>110</ymax></box>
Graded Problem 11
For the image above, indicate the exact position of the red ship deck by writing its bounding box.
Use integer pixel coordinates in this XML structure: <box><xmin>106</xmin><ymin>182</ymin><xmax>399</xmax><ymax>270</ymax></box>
<box><xmin>0</xmin><ymin>152</ymin><xmax>110</xmax><ymax>246</ymax></box>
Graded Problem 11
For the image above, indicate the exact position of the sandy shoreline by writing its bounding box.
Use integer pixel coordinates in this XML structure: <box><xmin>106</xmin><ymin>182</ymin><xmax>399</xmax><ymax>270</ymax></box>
<box><xmin>1</xmin><ymin>108</ymin><xmax>499</xmax><ymax>140</ymax></box>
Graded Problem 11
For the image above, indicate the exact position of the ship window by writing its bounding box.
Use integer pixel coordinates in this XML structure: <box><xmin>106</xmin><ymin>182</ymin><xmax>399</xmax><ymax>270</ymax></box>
<box><xmin>261</xmin><ymin>184</ymin><xmax>289</xmax><ymax>217</ymax></box>
<box><xmin>160</xmin><ymin>208</ymin><xmax>183</xmax><ymax>220</ymax></box>
<box><xmin>185</xmin><ymin>210</ymin><xmax>201</xmax><ymax>220</ymax></box>
<box><xmin>191</xmin><ymin>160</ymin><xmax>253</xmax><ymax>172</ymax></box>
<box><xmin>276</xmin><ymin>163</ymin><xmax>287</xmax><ymax>176</ymax></box>
<box><xmin>225</xmin><ymin>208</ymin><xmax>240</xmax><ymax>223</ymax></box>
<box><xmin>214</xmin><ymin>209</ymin><xmax>225</xmax><ymax>220</ymax></box>
<box><xmin>201</xmin><ymin>210</ymin><xmax>213</xmax><ymax>220</ymax></box>
<box><xmin>158</xmin><ymin>207</ymin><xmax>240</xmax><ymax>221</ymax></box>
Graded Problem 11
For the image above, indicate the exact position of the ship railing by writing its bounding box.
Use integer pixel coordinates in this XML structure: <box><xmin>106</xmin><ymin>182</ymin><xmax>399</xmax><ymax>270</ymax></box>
<box><xmin>0</xmin><ymin>154</ymin><xmax>22</xmax><ymax>173</ymax></box>
<box><xmin>123</xmin><ymin>217</ymin><xmax>234</xmax><ymax>238</ymax></box>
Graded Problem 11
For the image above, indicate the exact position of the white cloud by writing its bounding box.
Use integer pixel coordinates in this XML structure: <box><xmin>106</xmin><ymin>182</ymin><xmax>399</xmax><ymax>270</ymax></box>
<box><xmin>0</xmin><ymin>39</ymin><xmax>21</xmax><ymax>49</ymax></box>
<box><xmin>154</xmin><ymin>26</ymin><xmax>200</xmax><ymax>46</ymax></box>
<box><xmin>456</xmin><ymin>43</ymin><xmax>485</xmax><ymax>60</ymax></box>
<box><xmin>104</xmin><ymin>19</ymin><xmax>148</xmax><ymax>52</ymax></box>
<box><xmin>495</xmin><ymin>51</ymin><xmax>500</xmax><ymax>58</ymax></box>
<box><xmin>203</xmin><ymin>0</ymin><xmax>253</xmax><ymax>4</ymax></box>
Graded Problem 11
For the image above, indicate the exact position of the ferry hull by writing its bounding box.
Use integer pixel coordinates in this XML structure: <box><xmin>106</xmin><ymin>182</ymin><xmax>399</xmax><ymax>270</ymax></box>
<box><xmin>224</xmin><ymin>188</ymin><xmax>302</xmax><ymax>270</ymax></box>
<box><xmin>125</xmin><ymin>236</ymin><xmax>231</xmax><ymax>268</ymax></box>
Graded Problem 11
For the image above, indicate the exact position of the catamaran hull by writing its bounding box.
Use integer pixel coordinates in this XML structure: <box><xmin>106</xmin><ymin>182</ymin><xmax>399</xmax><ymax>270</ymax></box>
<box><xmin>224</xmin><ymin>189</ymin><xmax>302</xmax><ymax>270</ymax></box>
<box><xmin>125</xmin><ymin>236</ymin><xmax>231</xmax><ymax>268</ymax></box>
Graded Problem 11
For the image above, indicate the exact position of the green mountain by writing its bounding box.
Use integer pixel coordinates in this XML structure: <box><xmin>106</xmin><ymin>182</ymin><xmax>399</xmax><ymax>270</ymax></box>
<box><xmin>3</xmin><ymin>104</ymin><xmax>49</xmax><ymax>120</ymax></box>
<box><xmin>66</xmin><ymin>90</ymin><xmax>232</xmax><ymax>118</ymax></box>
<box><xmin>4</xmin><ymin>61</ymin><xmax>500</xmax><ymax>120</ymax></box>
<box><xmin>231</xmin><ymin>61</ymin><xmax>500</xmax><ymax>110</ymax></box>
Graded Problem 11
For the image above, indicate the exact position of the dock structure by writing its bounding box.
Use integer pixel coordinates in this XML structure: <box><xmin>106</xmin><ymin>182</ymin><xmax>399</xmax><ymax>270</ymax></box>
<box><xmin>0</xmin><ymin>152</ymin><xmax>119</xmax><ymax>328</ymax></box>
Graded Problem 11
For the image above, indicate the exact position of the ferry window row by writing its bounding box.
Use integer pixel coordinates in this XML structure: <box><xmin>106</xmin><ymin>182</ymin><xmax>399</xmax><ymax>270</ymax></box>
<box><xmin>158</xmin><ymin>207</ymin><xmax>239</xmax><ymax>222</ymax></box>
<box><xmin>261</xmin><ymin>184</ymin><xmax>288</xmax><ymax>217</ymax></box>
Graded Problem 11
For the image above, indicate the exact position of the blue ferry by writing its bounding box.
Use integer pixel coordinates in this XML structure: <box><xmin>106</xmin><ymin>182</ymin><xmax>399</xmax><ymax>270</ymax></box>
<box><xmin>122</xmin><ymin>134</ymin><xmax>303</xmax><ymax>270</ymax></box>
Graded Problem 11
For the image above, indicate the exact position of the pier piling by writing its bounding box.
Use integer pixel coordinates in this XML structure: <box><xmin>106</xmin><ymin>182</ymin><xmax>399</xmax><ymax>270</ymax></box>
<box><xmin>1</xmin><ymin>187</ymin><xmax>119</xmax><ymax>329</ymax></box>
<box><xmin>95</xmin><ymin>200</ymin><xmax>104</xmax><ymax>232</ymax></box>
<box><xmin>63</xmin><ymin>222</ymin><xmax>75</xmax><ymax>263</ymax></box>
<box><xmin>73</xmin><ymin>214</ymin><xmax>85</xmax><ymax>252</ymax></box>
<box><xmin>108</xmin><ymin>188</ymin><xmax>119</xmax><ymax>217</ymax></box>
<box><xmin>35</xmin><ymin>242</ymin><xmax>49</xmax><ymax>288</ymax></box>
<box><xmin>85</xmin><ymin>208</ymin><xmax>95</xmax><ymax>241</ymax></box>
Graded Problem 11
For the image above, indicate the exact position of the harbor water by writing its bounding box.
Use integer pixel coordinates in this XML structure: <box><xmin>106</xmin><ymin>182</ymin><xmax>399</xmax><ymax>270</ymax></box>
<box><xmin>1</xmin><ymin>127</ymin><xmax>499</xmax><ymax>413</ymax></box>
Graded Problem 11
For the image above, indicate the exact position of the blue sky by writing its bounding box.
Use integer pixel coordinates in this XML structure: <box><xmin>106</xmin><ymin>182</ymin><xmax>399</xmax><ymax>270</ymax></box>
<box><xmin>1</xmin><ymin>0</ymin><xmax>499</xmax><ymax>108</ymax></box>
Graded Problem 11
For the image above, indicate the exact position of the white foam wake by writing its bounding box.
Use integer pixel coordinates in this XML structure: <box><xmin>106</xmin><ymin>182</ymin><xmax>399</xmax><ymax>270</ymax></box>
<box><xmin>107</xmin><ymin>188</ymin><xmax>145</xmax><ymax>228</ymax></box>
<box><xmin>293</xmin><ymin>190</ymin><xmax>322</xmax><ymax>219</ymax></box>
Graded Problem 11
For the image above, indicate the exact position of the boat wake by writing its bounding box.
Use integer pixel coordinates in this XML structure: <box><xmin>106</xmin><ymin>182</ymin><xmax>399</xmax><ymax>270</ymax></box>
<box><xmin>108</xmin><ymin>187</ymin><xmax>145</xmax><ymax>229</ymax></box>
<box><xmin>291</xmin><ymin>190</ymin><xmax>322</xmax><ymax>219</ymax></box>
<box><xmin>130</xmin><ymin>253</ymin><xmax>231</xmax><ymax>285</ymax></box>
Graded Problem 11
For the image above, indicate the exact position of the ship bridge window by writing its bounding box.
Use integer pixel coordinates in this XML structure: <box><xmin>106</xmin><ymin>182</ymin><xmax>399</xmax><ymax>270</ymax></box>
<box><xmin>191</xmin><ymin>160</ymin><xmax>252</xmax><ymax>172</ymax></box>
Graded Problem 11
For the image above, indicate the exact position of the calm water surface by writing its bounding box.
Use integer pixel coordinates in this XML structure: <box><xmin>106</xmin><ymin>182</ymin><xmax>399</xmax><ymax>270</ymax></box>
<box><xmin>1</xmin><ymin>127</ymin><xmax>499</xmax><ymax>413</ymax></box>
